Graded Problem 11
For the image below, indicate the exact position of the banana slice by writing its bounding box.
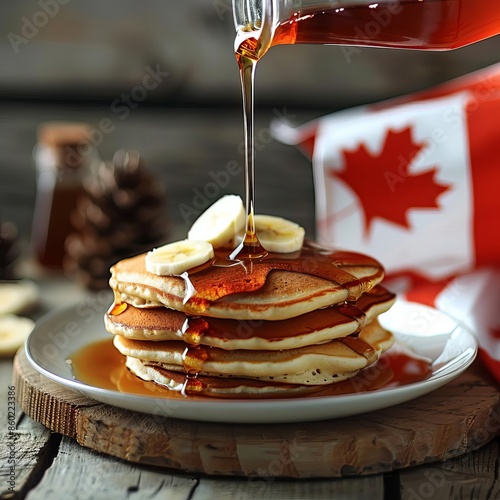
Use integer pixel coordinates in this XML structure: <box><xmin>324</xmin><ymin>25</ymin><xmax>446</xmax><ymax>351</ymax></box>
<box><xmin>0</xmin><ymin>315</ymin><xmax>35</xmax><ymax>356</ymax></box>
<box><xmin>0</xmin><ymin>280</ymin><xmax>39</xmax><ymax>315</ymax></box>
<box><xmin>255</xmin><ymin>215</ymin><xmax>305</xmax><ymax>253</ymax></box>
<box><xmin>188</xmin><ymin>195</ymin><xmax>245</xmax><ymax>249</ymax></box>
<box><xmin>146</xmin><ymin>240</ymin><xmax>214</xmax><ymax>276</ymax></box>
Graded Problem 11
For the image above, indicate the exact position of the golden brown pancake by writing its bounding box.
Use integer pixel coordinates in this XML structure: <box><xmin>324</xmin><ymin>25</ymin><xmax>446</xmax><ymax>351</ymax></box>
<box><xmin>114</xmin><ymin>319</ymin><xmax>394</xmax><ymax>386</ymax></box>
<box><xmin>106</xmin><ymin>286</ymin><xmax>395</xmax><ymax>350</ymax></box>
<box><xmin>124</xmin><ymin>357</ymin><xmax>325</xmax><ymax>397</ymax></box>
<box><xmin>109</xmin><ymin>245</ymin><xmax>385</xmax><ymax>320</ymax></box>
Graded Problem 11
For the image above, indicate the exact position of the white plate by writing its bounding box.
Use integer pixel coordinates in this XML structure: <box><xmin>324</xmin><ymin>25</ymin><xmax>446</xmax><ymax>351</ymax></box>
<box><xmin>25</xmin><ymin>297</ymin><xmax>477</xmax><ymax>423</ymax></box>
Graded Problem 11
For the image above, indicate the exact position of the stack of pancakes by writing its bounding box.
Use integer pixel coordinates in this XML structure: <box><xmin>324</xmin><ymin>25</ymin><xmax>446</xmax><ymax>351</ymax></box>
<box><xmin>105</xmin><ymin>244</ymin><xmax>396</xmax><ymax>398</ymax></box>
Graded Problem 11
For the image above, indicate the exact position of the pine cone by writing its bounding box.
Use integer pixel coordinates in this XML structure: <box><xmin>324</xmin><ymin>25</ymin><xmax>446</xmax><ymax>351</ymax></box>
<box><xmin>64</xmin><ymin>150</ymin><xmax>168</xmax><ymax>290</ymax></box>
<box><xmin>0</xmin><ymin>221</ymin><xmax>20</xmax><ymax>280</ymax></box>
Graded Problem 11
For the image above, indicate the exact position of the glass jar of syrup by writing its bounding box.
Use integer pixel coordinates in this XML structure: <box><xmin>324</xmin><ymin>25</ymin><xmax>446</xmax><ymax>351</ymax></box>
<box><xmin>31</xmin><ymin>122</ymin><xmax>99</xmax><ymax>270</ymax></box>
<box><xmin>233</xmin><ymin>0</ymin><xmax>500</xmax><ymax>53</ymax></box>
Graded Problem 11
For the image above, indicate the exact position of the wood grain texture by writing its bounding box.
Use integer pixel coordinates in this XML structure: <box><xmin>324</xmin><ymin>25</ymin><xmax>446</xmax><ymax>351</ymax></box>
<box><xmin>24</xmin><ymin>437</ymin><xmax>198</xmax><ymax>500</ymax></box>
<box><xmin>22</xmin><ymin>436</ymin><xmax>386</xmax><ymax>500</ymax></box>
<box><xmin>192</xmin><ymin>476</ymin><xmax>385</xmax><ymax>500</ymax></box>
<box><xmin>399</xmin><ymin>439</ymin><xmax>500</xmax><ymax>500</ymax></box>
<box><xmin>1</xmin><ymin>358</ymin><xmax>55</xmax><ymax>499</ymax></box>
<box><xmin>13</xmin><ymin>349</ymin><xmax>500</xmax><ymax>479</ymax></box>
<box><xmin>0</xmin><ymin>414</ymin><xmax>53</xmax><ymax>499</ymax></box>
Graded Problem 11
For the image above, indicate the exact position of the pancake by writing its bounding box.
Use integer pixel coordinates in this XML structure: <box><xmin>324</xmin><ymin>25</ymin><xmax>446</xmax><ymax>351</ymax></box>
<box><xmin>114</xmin><ymin>319</ymin><xmax>394</xmax><ymax>386</ymax></box>
<box><xmin>106</xmin><ymin>285</ymin><xmax>396</xmax><ymax>351</ymax></box>
<box><xmin>124</xmin><ymin>357</ymin><xmax>326</xmax><ymax>398</ymax></box>
<box><xmin>109</xmin><ymin>244</ymin><xmax>385</xmax><ymax>320</ymax></box>
<box><xmin>105</xmin><ymin>239</ymin><xmax>396</xmax><ymax>399</ymax></box>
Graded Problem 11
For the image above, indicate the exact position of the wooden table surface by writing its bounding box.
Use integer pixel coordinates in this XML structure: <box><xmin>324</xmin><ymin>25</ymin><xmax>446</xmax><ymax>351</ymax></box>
<box><xmin>1</xmin><ymin>105</ymin><xmax>500</xmax><ymax>499</ymax></box>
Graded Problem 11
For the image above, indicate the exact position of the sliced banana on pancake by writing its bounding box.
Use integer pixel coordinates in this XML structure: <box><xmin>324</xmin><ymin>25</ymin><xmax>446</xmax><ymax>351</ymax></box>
<box><xmin>145</xmin><ymin>240</ymin><xmax>214</xmax><ymax>276</ymax></box>
<box><xmin>188</xmin><ymin>194</ymin><xmax>245</xmax><ymax>249</ymax></box>
<box><xmin>255</xmin><ymin>214</ymin><xmax>305</xmax><ymax>253</ymax></box>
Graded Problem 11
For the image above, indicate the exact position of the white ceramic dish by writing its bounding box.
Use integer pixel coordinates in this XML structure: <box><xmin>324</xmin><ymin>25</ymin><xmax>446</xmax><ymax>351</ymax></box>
<box><xmin>25</xmin><ymin>298</ymin><xmax>477</xmax><ymax>423</ymax></box>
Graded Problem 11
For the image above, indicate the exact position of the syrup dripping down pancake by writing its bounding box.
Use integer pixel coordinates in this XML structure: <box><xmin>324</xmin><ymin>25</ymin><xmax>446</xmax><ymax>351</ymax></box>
<box><xmin>109</xmin><ymin>244</ymin><xmax>385</xmax><ymax>321</ymax></box>
<box><xmin>114</xmin><ymin>319</ymin><xmax>394</xmax><ymax>387</ymax></box>
<box><xmin>106</xmin><ymin>286</ymin><xmax>395</xmax><ymax>351</ymax></box>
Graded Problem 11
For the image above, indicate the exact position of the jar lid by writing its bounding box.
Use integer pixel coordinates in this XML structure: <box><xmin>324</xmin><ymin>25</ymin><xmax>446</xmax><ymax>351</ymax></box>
<box><xmin>37</xmin><ymin>121</ymin><xmax>92</xmax><ymax>148</ymax></box>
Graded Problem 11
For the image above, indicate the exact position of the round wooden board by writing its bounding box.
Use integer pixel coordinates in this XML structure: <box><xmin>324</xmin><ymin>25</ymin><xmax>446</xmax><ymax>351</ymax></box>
<box><xmin>13</xmin><ymin>348</ymin><xmax>500</xmax><ymax>479</ymax></box>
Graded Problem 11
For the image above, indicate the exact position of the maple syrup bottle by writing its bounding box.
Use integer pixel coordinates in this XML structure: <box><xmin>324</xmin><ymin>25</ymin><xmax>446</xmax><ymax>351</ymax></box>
<box><xmin>31</xmin><ymin>122</ymin><xmax>99</xmax><ymax>270</ymax></box>
<box><xmin>233</xmin><ymin>0</ymin><xmax>500</xmax><ymax>51</ymax></box>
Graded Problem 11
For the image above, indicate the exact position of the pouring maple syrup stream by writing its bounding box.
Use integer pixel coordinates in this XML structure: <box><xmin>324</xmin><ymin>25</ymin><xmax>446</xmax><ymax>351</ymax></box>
<box><xmin>233</xmin><ymin>20</ymin><xmax>270</xmax><ymax>260</ymax></box>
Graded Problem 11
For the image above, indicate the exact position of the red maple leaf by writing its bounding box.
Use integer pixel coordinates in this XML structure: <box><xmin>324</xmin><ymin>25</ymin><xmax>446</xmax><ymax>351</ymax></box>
<box><xmin>331</xmin><ymin>127</ymin><xmax>452</xmax><ymax>233</ymax></box>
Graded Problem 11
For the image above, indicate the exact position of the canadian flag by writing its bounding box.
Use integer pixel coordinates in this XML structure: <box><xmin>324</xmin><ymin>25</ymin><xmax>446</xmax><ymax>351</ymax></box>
<box><xmin>274</xmin><ymin>63</ymin><xmax>500</xmax><ymax>381</ymax></box>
